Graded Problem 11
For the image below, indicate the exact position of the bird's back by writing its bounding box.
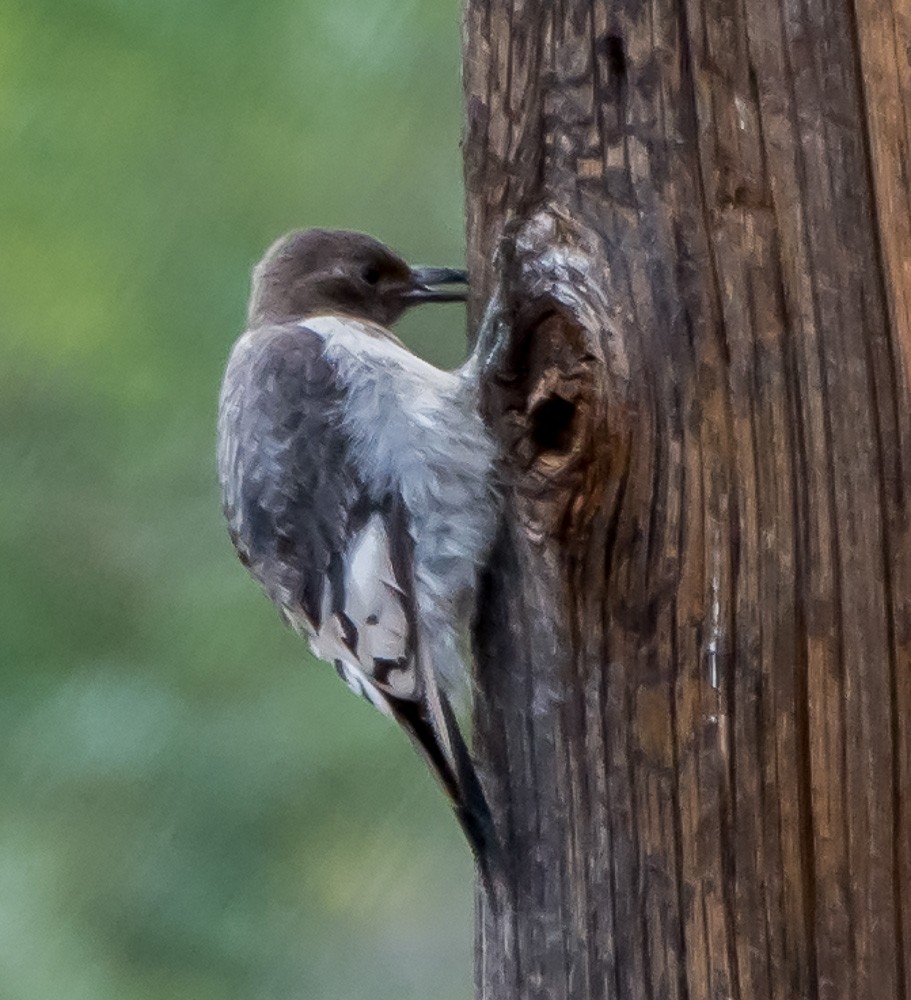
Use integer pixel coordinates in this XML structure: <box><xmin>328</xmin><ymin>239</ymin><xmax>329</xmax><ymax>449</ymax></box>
<box><xmin>218</xmin><ymin>322</ymin><xmax>359</xmax><ymax>627</ymax></box>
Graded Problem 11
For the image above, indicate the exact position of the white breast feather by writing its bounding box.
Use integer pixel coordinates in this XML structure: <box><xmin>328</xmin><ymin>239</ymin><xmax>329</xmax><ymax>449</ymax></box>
<box><xmin>304</xmin><ymin>314</ymin><xmax>499</xmax><ymax>696</ymax></box>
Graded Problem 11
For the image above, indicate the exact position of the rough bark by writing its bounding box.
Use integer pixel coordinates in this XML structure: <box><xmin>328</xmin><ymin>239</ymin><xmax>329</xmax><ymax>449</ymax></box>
<box><xmin>462</xmin><ymin>1</ymin><xmax>911</xmax><ymax>998</ymax></box>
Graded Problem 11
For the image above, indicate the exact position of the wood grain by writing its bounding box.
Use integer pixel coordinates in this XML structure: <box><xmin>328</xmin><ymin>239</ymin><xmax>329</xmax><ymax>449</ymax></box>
<box><xmin>463</xmin><ymin>1</ymin><xmax>911</xmax><ymax>997</ymax></box>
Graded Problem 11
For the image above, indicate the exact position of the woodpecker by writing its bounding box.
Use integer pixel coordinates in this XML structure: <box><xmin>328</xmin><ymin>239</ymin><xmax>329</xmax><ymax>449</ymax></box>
<box><xmin>217</xmin><ymin>228</ymin><xmax>499</xmax><ymax>874</ymax></box>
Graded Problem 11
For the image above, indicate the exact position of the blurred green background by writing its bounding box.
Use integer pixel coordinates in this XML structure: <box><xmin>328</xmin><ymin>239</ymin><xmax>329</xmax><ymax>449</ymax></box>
<box><xmin>0</xmin><ymin>1</ymin><xmax>475</xmax><ymax>997</ymax></box>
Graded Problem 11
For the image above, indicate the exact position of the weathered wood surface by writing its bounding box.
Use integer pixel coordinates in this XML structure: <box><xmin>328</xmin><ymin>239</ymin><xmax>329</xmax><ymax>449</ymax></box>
<box><xmin>463</xmin><ymin>1</ymin><xmax>911</xmax><ymax>998</ymax></box>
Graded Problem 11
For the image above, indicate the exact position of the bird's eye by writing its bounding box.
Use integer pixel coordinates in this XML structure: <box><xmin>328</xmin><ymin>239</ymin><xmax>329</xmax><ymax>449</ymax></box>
<box><xmin>362</xmin><ymin>266</ymin><xmax>380</xmax><ymax>286</ymax></box>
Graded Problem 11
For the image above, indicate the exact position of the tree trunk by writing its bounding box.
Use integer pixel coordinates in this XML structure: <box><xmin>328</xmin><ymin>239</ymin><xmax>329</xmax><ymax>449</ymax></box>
<box><xmin>462</xmin><ymin>1</ymin><xmax>911</xmax><ymax>998</ymax></box>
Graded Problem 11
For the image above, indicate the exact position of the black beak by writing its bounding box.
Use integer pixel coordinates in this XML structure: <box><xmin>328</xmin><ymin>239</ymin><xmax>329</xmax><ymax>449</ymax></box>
<box><xmin>402</xmin><ymin>266</ymin><xmax>469</xmax><ymax>303</ymax></box>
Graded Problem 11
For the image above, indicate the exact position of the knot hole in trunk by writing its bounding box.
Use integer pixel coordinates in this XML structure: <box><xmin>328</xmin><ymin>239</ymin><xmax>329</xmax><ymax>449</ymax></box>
<box><xmin>529</xmin><ymin>392</ymin><xmax>576</xmax><ymax>457</ymax></box>
<box><xmin>479</xmin><ymin>209</ymin><xmax>631</xmax><ymax>541</ymax></box>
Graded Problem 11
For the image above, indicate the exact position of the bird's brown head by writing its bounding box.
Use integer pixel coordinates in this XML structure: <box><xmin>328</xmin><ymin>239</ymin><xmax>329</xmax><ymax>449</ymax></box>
<box><xmin>247</xmin><ymin>228</ymin><xmax>468</xmax><ymax>328</ymax></box>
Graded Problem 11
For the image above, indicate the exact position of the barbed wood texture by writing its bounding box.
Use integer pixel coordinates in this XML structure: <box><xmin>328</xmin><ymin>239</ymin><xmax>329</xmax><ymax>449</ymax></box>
<box><xmin>463</xmin><ymin>1</ymin><xmax>911</xmax><ymax>998</ymax></box>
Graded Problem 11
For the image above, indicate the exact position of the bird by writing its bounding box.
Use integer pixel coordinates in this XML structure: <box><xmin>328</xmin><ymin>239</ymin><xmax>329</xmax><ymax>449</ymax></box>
<box><xmin>216</xmin><ymin>228</ymin><xmax>500</xmax><ymax>879</ymax></box>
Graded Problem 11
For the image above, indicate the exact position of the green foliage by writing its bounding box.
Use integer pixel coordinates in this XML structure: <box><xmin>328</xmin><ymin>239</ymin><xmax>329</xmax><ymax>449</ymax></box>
<box><xmin>0</xmin><ymin>1</ymin><xmax>473</xmax><ymax>996</ymax></box>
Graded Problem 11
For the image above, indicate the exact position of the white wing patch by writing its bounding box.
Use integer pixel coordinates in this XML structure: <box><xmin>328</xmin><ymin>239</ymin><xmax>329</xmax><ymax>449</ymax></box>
<box><xmin>346</xmin><ymin>515</ymin><xmax>408</xmax><ymax>661</ymax></box>
<box><xmin>297</xmin><ymin>511</ymin><xmax>417</xmax><ymax>706</ymax></box>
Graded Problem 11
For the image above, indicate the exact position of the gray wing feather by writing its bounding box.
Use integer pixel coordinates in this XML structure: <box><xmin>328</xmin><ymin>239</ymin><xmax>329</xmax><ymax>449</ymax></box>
<box><xmin>218</xmin><ymin>325</ymin><xmax>359</xmax><ymax>627</ymax></box>
<box><xmin>217</xmin><ymin>323</ymin><xmax>415</xmax><ymax>697</ymax></box>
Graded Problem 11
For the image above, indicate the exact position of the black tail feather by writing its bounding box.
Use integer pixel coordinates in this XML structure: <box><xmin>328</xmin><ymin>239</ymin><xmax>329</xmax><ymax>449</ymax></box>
<box><xmin>382</xmin><ymin>493</ymin><xmax>499</xmax><ymax>894</ymax></box>
<box><xmin>389</xmin><ymin>695</ymin><xmax>499</xmax><ymax>892</ymax></box>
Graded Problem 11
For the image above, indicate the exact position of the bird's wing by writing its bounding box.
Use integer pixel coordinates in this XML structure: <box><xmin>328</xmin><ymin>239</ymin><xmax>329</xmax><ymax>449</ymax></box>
<box><xmin>217</xmin><ymin>323</ymin><xmax>495</xmax><ymax>868</ymax></box>
<box><xmin>218</xmin><ymin>324</ymin><xmax>361</xmax><ymax>633</ymax></box>
<box><xmin>218</xmin><ymin>325</ymin><xmax>418</xmax><ymax>701</ymax></box>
